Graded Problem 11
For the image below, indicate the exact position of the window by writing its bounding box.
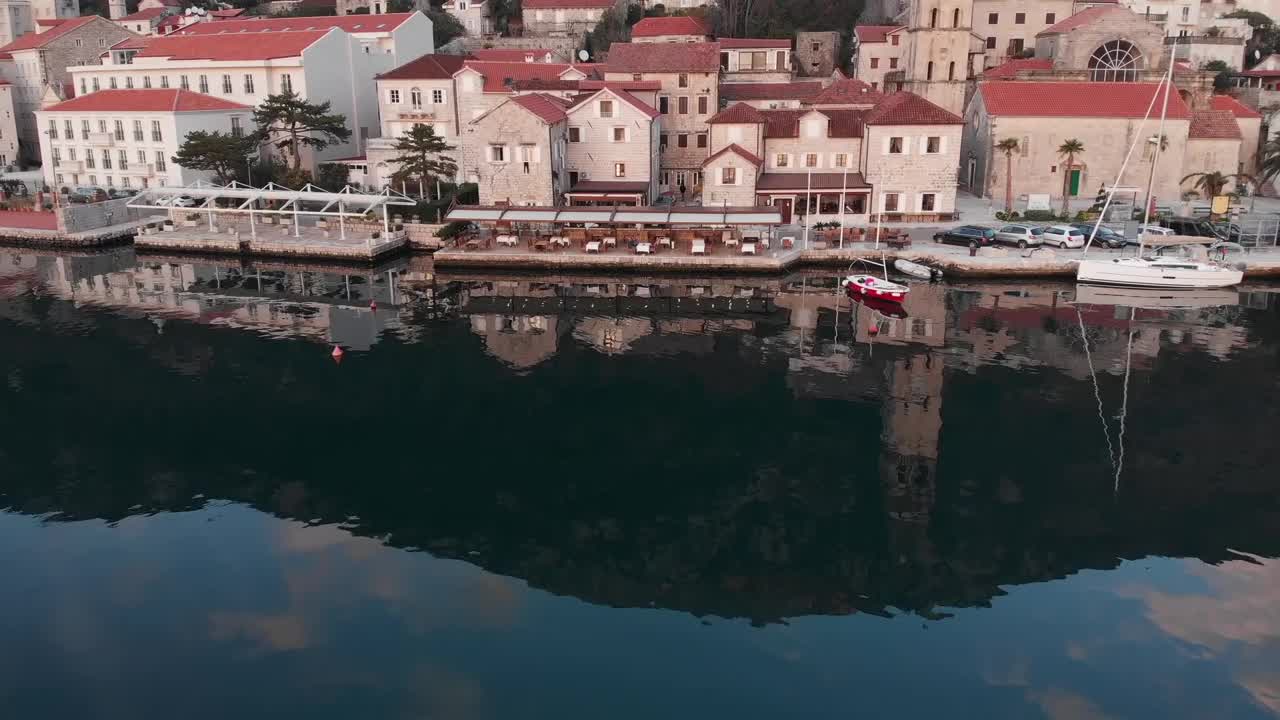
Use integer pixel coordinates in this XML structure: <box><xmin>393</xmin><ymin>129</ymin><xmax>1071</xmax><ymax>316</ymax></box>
<box><xmin>953</xmin><ymin>8</ymin><xmax>961</xmax><ymax>25</ymax></box>
<box><xmin>612</xmin><ymin>127</ymin><xmax>626</xmax><ymax>142</ymax></box>
<box><xmin>86</xmin><ymin>151</ymin><xmax>95</xmax><ymax>169</ymax></box>
<box><xmin>88</xmin><ymin>174</ymin><xmax>96</xmax><ymax>185</ymax></box>
<box><xmin>133</xmin><ymin>120</ymin><xmax>143</xmax><ymax>142</ymax></box>
<box><xmin>109</xmin><ymin>77</ymin><xmax>117</xmax><ymax>89</ymax></box>
<box><xmin>921</xmin><ymin>193</ymin><xmax>936</xmax><ymax>211</ymax></box>
<box><xmin>777</xmin><ymin>50</ymin><xmax>787</xmax><ymax>69</ymax></box>
<box><xmin>697</xmin><ymin>95</ymin><xmax>707</xmax><ymax>114</ymax></box>
<box><xmin>121</xmin><ymin>176</ymin><xmax>130</xmax><ymax>188</ymax></box>
<box><xmin>160</xmin><ymin>76</ymin><xmax>169</xmax><ymax>89</ymax></box>
<box><xmin>75</xmin><ymin>38</ymin><xmax>82</xmax><ymax>47</ymax></box>
<box><xmin>221</xmin><ymin>74</ymin><xmax>232</xmax><ymax>94</ymax></box>
<box><xmin>151</xmin><ymin>120</ymin><xmax>162</xmax><ymax>142</ymax></box>
<box><xmin>1181</xmin><ymin>6</ymin><xmax>1189</xmax><ymax>20</ymax></box>
<box><xmin>231</xmin><ymin>116</ymin><xmax>243</xmax><ymax>138</ymax></box>
<box><xmin>432</xmin><ymin>89</ymin><xmax>445</xmax><ymax>104</ymax></box>
<box><xmin>927</xmin><ymin>61</ymin><xmax>933</xmax><ymax>80</ymax></box>
<box><xmin>79</xmin><ymin>78</ymin><xmax>86</xmax><ymax>95</ymax></box>
<box><xmin>281</xmin><ymin>74</ymin><xmax>292</xmax><ymax>93</ymax></box>
<box><xmin>988</xmin><ymin>12</ymin><xmax>998</xmax><ymax>23</ymax></box>
<box><xmin>891</xmin><ymin>35</ymin><xmax>899</xmax><ymax>46</ymax></box>
<box><xmin>678</xmin><ymin>96</ymin><xmax>688</xmax><ymax>114</ymax></box>
<box><xmin>99</xmin><ymin>120</ymin><xmax>107</xmax><ymax>134</ymax></box>
<box><xmin>659</xmin><ymin>133</ymin><xmax>668</xmax><ymax>149</ymax></box>
<box><xmin>92</xmin><ymin>78</ymin><xmax>100</xmax><ymax>92</ymax></box>
<box><xmin>52</xmin><ymin>147</ymin><xmax>60</xmax><ymax>166</ymax></box>
<box><xmin>48</xmin><ymin>120</ymin><xmax>57</xmax><ymax>140</ymax></box>
<box><xmin>775</xmin><ymin>153</ymin><xmax>789</xmax><ymax>167</ymax></box>
<box><xmin>244</xmin><ymin>75</ymin><xmax>254</xmax><ymax>94</ymax></box>
<box><xmin>1045</xmin><ymin>12</ymin><xmax>1055</xmax><ymax>23</ymax></box>
<box><xmin>56</xmin><ymin>173</ymin><xmax>63</xmax><ymax>184</ymax></box>
<box><xmin>926</xmin><ymin>136</ymin><xmax>941</xmax><ymax>153</ymax></box>
<box><xmin>124</xmin><ymin>76</ymin><xmax>134</xmax><ymax>89</ymax></box>
<box><xmin>388</xmin><ymin>89</ymin><xmax>401</xmax><ymax>104</ymax></box>
<box><xmin>721</xmin><ymin>166</ymin><xmax>736</xmax><ymax>184</ymax></box>
<box><xmin>489</xmin><ymin>144</ymin><xmax>506</xmax><ymax>162</ymax></box>
<box><xmin>930</xmin><ymin>8</ymin><xmax>938</xmax><ymax>27</ymax></box>
<box><xmin>154</xmin><ymin>151</ymin><xmax>165</xmax><ymax>172</ymax></box>
<box><xmin>805</xmin><ymin>153</ymin><xmax>818</xmax><ymax>167</ymax></box>
<box><xmin>81</xmin><ymin>120</ymin><xmax>90</xmax><ymax>140</ymax></box>
<box><xmin>1089</xmin><ymin>39</ymin><xmax>1142</xmax><ymax>82</ymax></box>
<box><xmin>520</xmin><ymin>145</ymin><xmax>535</xmax><ymax>173</ymax></box>
<box><xmin>118</xmin><ymin>150</ymin><xmax>127</xmax><ymax>170</ymax></box>
<box><xmin>143</xmin><ymin>76</ymin><xmax>151</xmax><ymax>89</ymax></box>
<box><xmin>1015</xmin><ymin>12</ymin><xmax>1025</xmax><ymax>23</ymax></box>
<box><xmin>179</xmin><ymin>75</ymin><xmax>188</xmax><ymax>90</ymax></box>
<box><xmin>678</xmin><ymin>73</ymin><xmax>688</xmax><ymax>88</ymax></box>
<box><xmin>68</xmin><ymin>148</ymin><xmax>76</xmax><ymax>161</ymax></box>
<box><xmin>986</xmin><ymin>36</ymin><xmax>996</xmax><ymax>49</ymax></box>
<box><xmin>889</xmin><ymin>137</ymin><xmax>904</xmax><ymax>153</ymax></box>
<box><xmin>568</xmin><ymin>126</ymin><xmax>581</xmax><ymax>143</ymax></box>
<box><xmin>198</xmin><ymin>75</ymin><xmax>209</xmax><ymax>94</ymax></box>
<box><xmin>677</xmin><ymin>133</ymin><xmax>688</xmax><ymax>147</ymax></box>
<box><xmin>884</xmin><ymin>192</ymin><xmax>900</xmax><ymax>212</ymax></box>
<box><xmin>137</xmin><ymin>149</ymin><xmax>145</xmax><ymax>164</ymax></box>
<box><xmin>64</xmin><ymin>120</ymin><xmax>73</xmax><ymax>139</ymax></box>
<box><xmin>659</xmin><ymin>96</ymin><xmax>669</xmax><ymax>114</ymax></box>
<box><xmin>102</xmin><ymin>149</ymin><xmax>111</xmax><ymax>169</ymax></box>
<box><xmin>948</xmin><ymin>62</ymin><xmax>956</xmax><ymax>80</ymax></box>
<box><xmin>870</xmin><ymin>57</ymin><xmax>880</xmax><ymax>69</ymax></box>
<box><xmin>614</xmin><ymin>162</ymin><xmax>626</xmax><ymax>177</ymax></box>
<box><xmin>889</xmin><ymin>57</ymin><xmax>898</xmax><ymax>69</ymax></box>
<box><xmin>410</xmin><ymin>87</ymin><xmax>422</xmax><ymax>108</ymax></box>
<box><xmin>696</xmin><ymin>132</ymin><xmax>707</xmax><ymax>148</ymax></box>
<box><xmin>599</xmin><ymin>99</ymin><xmax>614</xmax><ymax>118</ymax></box>
<box><xmin>834</xmin><ymin>153</ymin><xmax>848</xmax><ymax>167</ymax></box>
<box><xmin>114</xmin><ymin>120</ymin><xmax>123</xmax><ymax>141</ymax></box>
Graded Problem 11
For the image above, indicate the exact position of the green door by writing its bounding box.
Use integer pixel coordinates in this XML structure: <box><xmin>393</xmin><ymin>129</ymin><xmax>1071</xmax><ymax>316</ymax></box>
<box><xmin>1069</xmin><ymin>169</ymin><xmax>1082</xmax><ymax>196</ymax></box>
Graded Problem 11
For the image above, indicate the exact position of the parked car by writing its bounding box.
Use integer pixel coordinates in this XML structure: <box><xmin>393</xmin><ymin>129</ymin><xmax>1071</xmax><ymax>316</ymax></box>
<box><xmin>1042</xmin><ymin>225</ymin><xmax>1086</xmax><ymax>249</ymax></box>
<box><xmin>933</xmin><ymin>225</ymin><xmax>996</xmax><ymax>247</ymax></box>
<box><xmin>1160</xmin><ymin>216</ymin><xmax>1220</xmax><ymax>238</ymax></box>
<box><xmin>994</xmin><ymin>224</ymin><xmax>1045</xmax><ymax>249</ymax></box>
<box><xmin>1070</xmin><ymin>223</ymin><xmax>1126</xmax><ymax>249</ymax></box>
<box><xmin>66</xmin><ymin>187</ymin><xmax>99</xmax><ymax>204</ymax></box>
<box><xmin>168</xmin><ymin>195</ymin><xmax>198</xmax><ymax>207</ymax></box>
<box><xmin>108</xmin><ymin>188</ymin><xmax>138</xmax><ymax>200</ymax></box>
<box><xmin>1135</xmin><ymin>224</ymin><xmax>1175</xmax><ymax>242</ymax></box>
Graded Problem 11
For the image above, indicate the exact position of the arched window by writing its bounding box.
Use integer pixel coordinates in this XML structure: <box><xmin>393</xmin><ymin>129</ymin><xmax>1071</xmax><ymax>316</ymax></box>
<box><xmin>930</xmin><ymin>8</ymin><xmax>938</xmax><ymax>27</ymax></box>
<box><xmin>953</xmin><ymin>8</ymin><xmax>961</xmax><ymax>26</ymax></box>
<box><xmin>1089</xmin><ymin>40</ymin><xmax>1142</xmax><ymax>82</ymax></box>
<box><xmin>410</xmin><ymin>87</ymin><xmax>422</xmax><ymax>108</ymax></box>
<box><xmin>927</xmin><ymin>61</ymin><xmax>934</xmax><ymax>80</ymax></box>
<box><xmin>948</xmin><ymin>61</ymin><xmax>956</xmax><ymax>80</ymax></box>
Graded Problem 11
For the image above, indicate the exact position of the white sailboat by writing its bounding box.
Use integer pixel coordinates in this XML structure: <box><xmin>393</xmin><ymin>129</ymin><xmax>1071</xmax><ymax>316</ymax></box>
<box><xmin>1076</xmin><ymin>47</ymin><xmax>1244</xmax><ymax>290</ymax></box>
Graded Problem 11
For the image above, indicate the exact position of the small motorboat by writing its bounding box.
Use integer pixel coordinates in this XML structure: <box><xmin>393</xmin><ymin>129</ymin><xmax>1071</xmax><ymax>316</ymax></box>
<box><xmin>894</xmin><ymin>259</ymin><xmax>942</xmax><ymax>281</ymax></box>
<box><xmin>840</xmin><ymin>274</ymin><xmax>910</xmax><ymax>302</ymax></box>
<box><xmin>851</xmin><ymin>291</ymin><xmax>910</xmax><ymax>318</ymax></box>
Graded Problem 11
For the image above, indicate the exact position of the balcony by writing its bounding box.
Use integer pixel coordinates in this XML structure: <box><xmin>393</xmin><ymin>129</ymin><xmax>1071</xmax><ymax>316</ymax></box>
<box><xmin>87</xmin><ymin>132</ymin><xmax>115</xmax><ymax>146</ymax></box>
<box><xmin>397</xmin><ymin>110</ymin><xmax>437</xmax><ymax>121</ymax></box>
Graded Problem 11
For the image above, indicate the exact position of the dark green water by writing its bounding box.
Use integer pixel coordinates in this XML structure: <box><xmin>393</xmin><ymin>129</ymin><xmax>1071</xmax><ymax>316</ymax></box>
<box><xmin>3</xmin><ymin>248</ymin><xmax>1280</xmax><ymax>719</ymax></box>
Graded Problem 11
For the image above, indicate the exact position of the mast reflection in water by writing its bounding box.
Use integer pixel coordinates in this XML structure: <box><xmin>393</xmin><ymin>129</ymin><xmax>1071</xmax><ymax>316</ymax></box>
<box><xmin>2</xmin><ymin>248</ymin><xmax>1279</xmax><ymax>719</ymax></box>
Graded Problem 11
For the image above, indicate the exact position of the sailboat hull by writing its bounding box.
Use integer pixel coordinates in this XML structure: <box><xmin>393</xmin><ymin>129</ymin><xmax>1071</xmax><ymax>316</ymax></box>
<box><xmin>1077</xmin><ymin>259</ymin><xmax>1243</xmax><ymax>289</ymax></box>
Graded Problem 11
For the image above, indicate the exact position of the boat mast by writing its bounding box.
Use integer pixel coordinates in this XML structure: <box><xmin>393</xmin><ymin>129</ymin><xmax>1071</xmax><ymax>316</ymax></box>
<box><xmin>1139</xmin><ymin>44</ymin><xmax>1177</xmax><ymax>257</ymax></box>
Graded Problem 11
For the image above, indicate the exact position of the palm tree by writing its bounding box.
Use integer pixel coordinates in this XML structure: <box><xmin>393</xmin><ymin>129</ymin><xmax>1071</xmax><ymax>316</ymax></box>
<box><xmin>995</xmin><ymin>138</ymin><xmax>1020</xmax><ymax>213</ymax></box>
<box><xmin>1259</xmin><ymin>134</ymin><xmax>1280</xmax><ymax>190</ymax></box>
<box><xmin>1057</xmin><ymin>138</ymin><xmax>1084</xmax><ymax>217</ymax></box>
<box><xmin>1180</xmin><ymin>171</ymin><xmax>1254</xmax><ymax>199</ymax></box>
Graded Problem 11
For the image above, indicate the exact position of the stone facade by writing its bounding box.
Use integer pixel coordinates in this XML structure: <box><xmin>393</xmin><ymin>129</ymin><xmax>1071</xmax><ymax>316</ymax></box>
<box><xmin>864</xmin><ymin>123</ymin><xmax>962</xmax><ymax>217</ymax></box>
<box><xmin>971</xmin><ymin>0</ymin><xmax>1073</xmax><ymax>69</ymax></box>
<box><xmin>1034</xmin><ymin>7</ymin><xmax>1166</xmax><ymax>77</ymax></box>
<box><xmin>564</xmin><ymin>88</ymin><xmax>660</xmax><ymax>200</ymax></box>
<box><xmin>602</xmin><ymin>66</ymin><xmax>717</xmax><ymax>194</ymax></box>
<box><xmin>443</xmin><ymin>0</ymin><xmax>492</xmax><ymax>35</ymax></box>
<box><xmin>720</xmin><ymin>43</ymin><xmax>793</xmax><ymax>83</ymax></box>
<box><xmin>852</xmin><ymin>27</ymin><xmax>906</xmax><ymax>91</ymax></box>
<box><xmin>795</xmin><ymin>31</ymin><xmax>841</xmax><ymax>78</ymax></box>
<box><xmin>702</xmin><ymin>149</ymin><xmax>759</xmax><ymax>207</ymax></box>
<box><xmin>898</xmin><ymin>0</ymin><xmax>984</xmax><ymax>115</ymax></box>
<box><xmin>465</xmin><ymin>98</ymin><xmax>567</xmax><ymax>205</ymax></box>
<box><xmin>522</xmin><ymin>0</ymin><xmax>623</xmax><ymax>37</ymax></box>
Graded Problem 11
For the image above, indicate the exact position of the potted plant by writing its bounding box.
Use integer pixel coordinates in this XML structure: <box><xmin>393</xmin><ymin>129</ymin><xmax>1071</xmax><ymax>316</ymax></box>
<box><xmin>371</xmin><ymin>230</ymin><xmax>382</xmax><ymax>240</ymax></box>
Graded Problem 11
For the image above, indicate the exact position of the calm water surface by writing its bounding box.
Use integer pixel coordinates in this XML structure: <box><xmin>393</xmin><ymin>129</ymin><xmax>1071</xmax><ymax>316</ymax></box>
<box><xmin>2</xmin><ymin>248</ymin><xmax>1279</xmax><ymax>719</ymax></box>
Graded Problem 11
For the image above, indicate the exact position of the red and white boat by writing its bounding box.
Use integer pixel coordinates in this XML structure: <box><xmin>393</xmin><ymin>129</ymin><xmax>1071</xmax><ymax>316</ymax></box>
<box><xmin>840</xmin><ymin>274</ymin><xmax>910</xmax><ymax>303</ymax></box>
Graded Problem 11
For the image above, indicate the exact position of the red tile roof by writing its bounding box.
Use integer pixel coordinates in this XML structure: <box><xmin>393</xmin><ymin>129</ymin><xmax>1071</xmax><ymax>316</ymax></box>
<box><xmin>1189</xmin><ymin>109</ymin><xmax>1243</xmax><ymax>139</ymax></box>
<box><xmin>36</xmin><ymin>18</ymin><xmax>68</xmax><ymax>28</ymax></box>
<box><xmin>864</xmin><ymin>91</ymin><xmax>961</xmax><ymax>124</ymax></box>
<box><xmin>579</xmin><ymin>79</ymin><xmax>661</xmax><ymax>91</ymax></box>
<box><xmin>511</xmin><ymin>78</ymin><xmax>582</xmax><ymax>90</ymax></box>
<box><xmin>978</xmin><ymin>81</ymin><xmax>1190</xmax><ymax>118</ymax></box>
<box><xmin>1037</xmin><ymin>6</ymin><xmax>1123</xmax><ymax>36</ymax></box>
<box><xmin>719</xmin><ymin>37</ymin><xmax>791</xmax><ymax>49</ymax></box>
<box><xmin>0</xmin><ymin>16</ymin><xmax>101</xmax><ymax>56</ymax></box>
<box><xmin>375</xmin><ymin>53</ymin><xmax>468</xmax><ymax>80</ymax></box>
<box><xmin>168</xmin><ymin>13</ymin><xmax>415</xmax><ymax>35</ymax></box>
<box><xmin>41</xmin><ymin>89</ymin><xmax>251</xmax><ymax>113</ymax></box>
<box><xmin>460</xmin><ymin>60</ymin><xmax>589</xmax><ymax>93</ymax></box>
<box><xmin>523</xmin><ymin>0</ymin><xmax>614</xmax><ymax>6</ymax></box>
<box><xmin>604</xmin><ymin>41</ymin><xmax>721</xmax><ymax>73</ymax></box>
<box><xmin>759</xmin><ymin>109</ymin><xmax>803</xmax><ymax>137</ymax></box>
<box><xmin>754</xmin><ymin>108</ymin><xmax>867</xmax><ymax>137</ymax></box>
<box><xmin>511</xmin><ymin>93</ymin><xmax>570</xmax><ymax>123</ymax></box>
<box><xmin>135</xmin><ymin>30</ymin><xmax>330</xmax><ymax>60</ymax></box>
<box><xmin>116</xmin><ymin>7</ymin><xmax>168</xmax><ymax>22</ymax></box>
<box><xmin>703</xmin><ymin>143</ymin><xmax>763</xmax><ymax>168</ymax></box>
<box><xmin>708</xmin><ymin>102</ymin><xmax>768</xmax><ymax>124</ymax></box>
<box><xmin>821</xmin><ymin>108</ymin><xmax>867</xmax><ymax>137</ymax></box>
<box><xmin>109</xmin><ymin>37</ymin><xmax>152</xmax><ymax>51</ymax></box>
<box><xmin>982</xmin><ymin>57</ymin><xmax>1053</xmax><ymax>79</ymax></box>
<box><xmin>1210</xmin><ymin>94</ymin><xmax>1262</xmax><ymax>119</ymax></box>
<box><xmin>568</xmin><ymin>86</ymin><xmax>660</xmax><ymax>118</ymax></box>
<box><xmin>853</xmin><ymin>25</ymin><xmax>903</xmax><ymax>43</ymax></box>
<box><xmin>720</xmin><ymin>81</ymin><xmax>822</xmax><ymax>101</ymax></box>
<box><xmin>470</xmin><ymin>48</ymin><xmax>555</xmax><ymax>61</ymax></box>
<box><xmin>809</xmin><ymin>78</ymin><xmax>885</xmax><ymax>105</ymax></box>
<box><xmin>210</xmin><ymin>8</ymin><xmax>247</xmax><ymax>18</ymax></box>
<box><xmin>630</xmin><ymin>15</ymin><xmax>708</xmax><ymax>38</ymax></box>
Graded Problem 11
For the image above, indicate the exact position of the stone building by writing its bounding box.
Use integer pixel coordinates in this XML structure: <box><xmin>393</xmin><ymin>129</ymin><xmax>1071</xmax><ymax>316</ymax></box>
<box><xmin>720</xmin><ymin>81</ymin><xmax>825</xmax><ymax>109</ymax></box>
<box><xmin>465</xmin><ymin>93</ymin><xmax>570</xmax><ymax>205</ymax></box>
<box><xmin>1034</xmin><ymin>5</ymin><xmax>1166</xmax><ymax>80</ymax></box>
<box><xmin>718</xmin><ymin>38</ymin><xmax>793</xmax><ymax>83</ymax></box>
<box><xmin>971</xmin><ymin>0</ymin><xmax>1073</xmax><ymax>68</ymax></box>
<box><xmin>603</xmin><ymin>41</ymin><xmax>719</xmax><ymax>197</ymax></box>
<box><xmin>795</xmin><ymin>31</ymin><xmax>842</xmax><ymax>78</ymax></box>
<box><xmin>521</xmin><ymin>0</ymin><xmax>623</xmax><ymax>38</ymax></box>
<box><xmin>630</xmin><ymin>15</ymin><xmax>710</xmax><ymax>44</ymax></box>
<box><xmin>963</xmin><ymin>81</ymin><xmax>1250</xmax><ymax>208</ymax></box>
<box><xmin>112</xmin><ymin>7</ymin><xmax>174</xmax><ymax>36</ymax></box>
<box><xmin>443</xmin><ymin>0</ymin><xmax>493</xmax><ymax>36</ymax></box>
<box><xmin>895</xmin><ymin>0</ymin><xmax>986</xmax><ymax>115</ymax></box>
<box><xmin>702</xmin><ymin>91</ymin><xmax>963</xmax><ymax>223</ymax></box>
<box><xmin>0</xmin><ymin>15</ymin><xmax>138</xmax><ymax>164</ymax></box>
<box><xmin>852</xmin><ymin>25</ymin><xmax>906</xmax><ymax>91</ymax></box>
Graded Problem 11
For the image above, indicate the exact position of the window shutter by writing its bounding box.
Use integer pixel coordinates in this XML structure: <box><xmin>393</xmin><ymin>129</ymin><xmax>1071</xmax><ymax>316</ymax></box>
<box><xmin>919</xmin><ymin>137</ymin><xmax>928</xmax><ymax>154</ymax></box>
<box><xmin>902</xmin><ymin>138</ymin><xmax>910</xmax><ymax>155</ymax></box>
<box><xmin>882</xmin><ymin>136</ymin><xmax>890</xmax><ymax>155</ymax></box>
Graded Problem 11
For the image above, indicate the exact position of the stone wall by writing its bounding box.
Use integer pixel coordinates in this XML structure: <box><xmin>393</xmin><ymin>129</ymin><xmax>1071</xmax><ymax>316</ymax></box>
<box><xmin>796</xmin><ymin>31</ymin><xmax>842</xmax><ymax>78</ymax></box>
<box><xmin>57</xmin><ymin>197</ymin><xmax>149</xmax><ymax>233</ymax></box>
<box><xmin>466</xmin><ymin>101</ymin><xmax>561</xmax><ymax>205</ymax></box>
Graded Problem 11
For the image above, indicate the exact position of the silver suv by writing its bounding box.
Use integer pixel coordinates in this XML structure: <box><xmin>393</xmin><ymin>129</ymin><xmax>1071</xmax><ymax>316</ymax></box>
<box><xmin>994</xmin><ymin>224</ymin><xmax>1045</xmax><ymax>249</ymax></box>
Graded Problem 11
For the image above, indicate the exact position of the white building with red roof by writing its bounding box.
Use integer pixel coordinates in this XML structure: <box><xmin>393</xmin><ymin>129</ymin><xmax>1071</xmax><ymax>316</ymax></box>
<box><xmin>0</xmin><ymin>0</ymin><xmax>81</xmax><ymax>47</ymax></box>
<box><xmin>64</xmin><ymin>13</ymin><xmax>434</xmax><ymax>172</ymax></box>
<box><xmin>851</xmin><ymin>25</ymin><xmax>905</xmax><ymax>92</ymax></box>
<box><xmin>521</xmin><ymin>0</ymin><xmax>624</xmax><ymax>37</ymax></box>
<box><xmin>703</xmin><ymin>91</ymin><xmax>963</xmax><ymax>223</ymax></box>
<box><xmin>0</xmin><ymin>15</ymin><xmax>138</xmax><ymax>164</ymax></box>
<box><xmin>630</xmin><ymin>15</ymin><xmax>710</xmax><ymax>44</ymax></box>
<box><xmin>112</xmin><ymin>7</ymin><xmax>173</xmax><ymax>36</ymax></box>
<box><xmin>963</xmin><ymin>81</ymin><xmax>1252</xmax><ymax>208</ymax></box>
<box><xmin>34</xmin><ymin>89</ymin><xmax>253</xmax><ymax>190</ymax></box>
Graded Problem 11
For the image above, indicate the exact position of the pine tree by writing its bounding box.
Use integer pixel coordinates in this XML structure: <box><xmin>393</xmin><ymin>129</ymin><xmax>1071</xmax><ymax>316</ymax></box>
<box><xmin>252</xmin><ymin>91</ymin><xmax>351</xmax><ymax>174</ymax></box>
<box><xmin>389</xmin><ymin>124</ymin><xmax>458</xmax><ymax>198</ymax></box>
<box><xmin>172</xmin><ymin>131</ymin><xmax>255</xmax><ymax>185</ymax></box>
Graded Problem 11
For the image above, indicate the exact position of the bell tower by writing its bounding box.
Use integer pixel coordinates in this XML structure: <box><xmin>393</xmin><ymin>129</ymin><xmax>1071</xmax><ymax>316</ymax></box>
<box><xmin>108</xmin><ymin>0</ymin><xmax>126</xmax><ymax>20</ymax></box>
<box><xmin>899</xmin><ymin>0</ymin><xmax>977</xmax><ymax>115</ymax></box>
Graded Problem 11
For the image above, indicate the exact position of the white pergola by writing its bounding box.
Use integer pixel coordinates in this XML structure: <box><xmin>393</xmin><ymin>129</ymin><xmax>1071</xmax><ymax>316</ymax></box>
<box><xmin>127</xmin><ymin>181</ymin><xmax>420</xmax><ymax>241</ymax></box>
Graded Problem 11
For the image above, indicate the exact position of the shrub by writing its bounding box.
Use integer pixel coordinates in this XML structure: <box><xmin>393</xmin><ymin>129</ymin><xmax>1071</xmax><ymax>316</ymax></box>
<box><xmin>1022</xmin><ymin>209</ymin><xmax>1060</xmax><ymax>222</ymax></box>
<box><xmin>995</xmin><ymin>210</ymin><xmax>1020</xmax><ymax>221</ymax></box>
<box><xmin>371</xmin><ymin>230</ymin><xmax>381</xmax><ymax>239</ymax></box>
<box><xmin>437</xmin><ymin>221</ymin><xmax>473</xmax><ymax>241</ymax></box>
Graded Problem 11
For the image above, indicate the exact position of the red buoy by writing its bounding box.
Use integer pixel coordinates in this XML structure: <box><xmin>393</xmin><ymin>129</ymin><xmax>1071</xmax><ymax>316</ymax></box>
<box><xmin>369</xmin><ymin>300</ymin><xmax>378</xmax><ymax>310</ymax></box>
<box><xmin>868</xmin><ymin>323</ymin><xmax>880</xmax><ymax>336</ymax></box>
<box><xmin>331</xmin><ymin>344</ymin><xmax>345</xmax><ymax>363</ymax></box>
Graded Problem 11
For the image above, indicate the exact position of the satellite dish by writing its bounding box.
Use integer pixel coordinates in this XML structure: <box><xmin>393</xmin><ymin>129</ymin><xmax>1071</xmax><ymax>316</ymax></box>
<box><xmin>578</xmin><ymin>49</ymin><xmax>589</xmax><ymax>62</ymax></box>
